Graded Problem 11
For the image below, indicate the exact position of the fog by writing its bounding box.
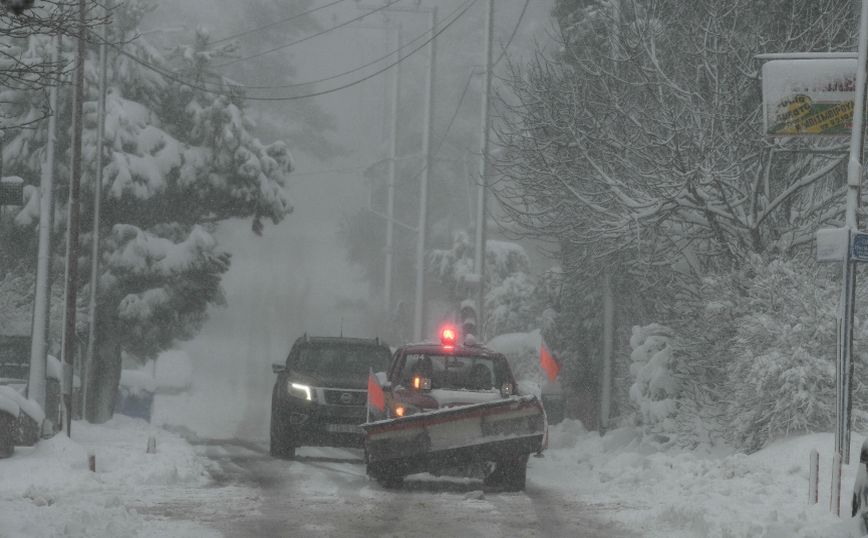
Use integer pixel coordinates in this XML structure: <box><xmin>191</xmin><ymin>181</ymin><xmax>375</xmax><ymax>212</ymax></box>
<box><xmin>142</xmin><ymin>0</ymin><xmax>556</xmax><ymax>439</ymax></box>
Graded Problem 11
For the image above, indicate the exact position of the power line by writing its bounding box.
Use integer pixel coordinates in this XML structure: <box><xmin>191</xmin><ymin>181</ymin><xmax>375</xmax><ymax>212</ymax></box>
<box><xmin>395</xmin><ymin>67</ymin><xmax>475</xmax><ymax>193</ymax></box>
<box><xmin>398</xmin><ymin>0</ymin><xmax>529</xmax><ymax>189</ymax></box>
<box><xmin>211</xmin><ymin>0</ymin><xmax>349</xmax><ymax>46</ymax></box>
<box><xmin>212</xmin><ymin>0</ymin><xmax>404</xmax><ymax>70</ymax></box>
<box><xmin>222</xmin><ymin>0</ymin><xmax>471</xmax><ymax>91</ymax></box>
<box><xmin>493</xmin><ymin>0</ymin><xmax>529</xmax><ymax>67</ymax></box>
<box><xmin>110</xmin><ymin>0</ymin><xmax>477</xmax><ymax>102</ymax></box>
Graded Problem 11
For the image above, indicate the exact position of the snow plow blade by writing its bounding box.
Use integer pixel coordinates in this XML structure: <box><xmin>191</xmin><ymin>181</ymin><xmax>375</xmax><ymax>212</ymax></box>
<box><xmin>363</xmin><ymin>395</ymin><xmax>545</xmax><ymax>478</ymax></box>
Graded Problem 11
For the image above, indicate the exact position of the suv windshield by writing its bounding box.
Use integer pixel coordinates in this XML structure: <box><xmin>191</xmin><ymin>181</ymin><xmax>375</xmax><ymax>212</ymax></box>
<box><xmin>399</xmin><ymin>354</ymin><xmax>506</xmax><ymax>391</ymax></box>
<box><xmin>293</xmin><ymin>344</ymin><xmax>390</xmax><ymax>377</ymax></box>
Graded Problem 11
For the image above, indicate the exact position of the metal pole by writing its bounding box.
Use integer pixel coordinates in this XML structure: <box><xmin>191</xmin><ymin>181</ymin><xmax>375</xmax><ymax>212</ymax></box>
<box><xmin>384</xmin><ymin>26</ymin><xmax>401</xmax><ymax>314</ymax></box>
<box><xmin>474</xmin><ymin>0</ymin><xmax>494</xmax><ymax>340</ymax></box>
<box><xmin>61</xmin><ymin>0</ymin><xmax>87</xmax><ymax>437</ymax></box>
<box><xmin>837</xmin><ymin>0</ymin><xmax>868</xmax><ymax>466</ymax></box>
<box><xmin>600</xmin><ymin>273</ymin><xmax>614</xmax><ymax>432</ymax></box>
<box><xmin>84</xmin><ymin>0</ymin><xmax>109</xmax><ymax>420</ymax></box>
<box><xmin>413</xmin><ymin>7</ymin><xmax>436</xmax><ymax>342</ymax></box>
<box><xmin>27</xmin><ymin>35</ymin><xmax>61</xmax><ymax>413</ymax></box>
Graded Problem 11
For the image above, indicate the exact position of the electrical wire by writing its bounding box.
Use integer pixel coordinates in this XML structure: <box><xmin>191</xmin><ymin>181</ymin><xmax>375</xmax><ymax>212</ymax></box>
<box><xmin>397</xmin><ymin>67</ymin><xmax>476</xmax><ymax>191</ymax></box>
<box><xmin>493</xmin><ymin>0</ymin><xmax>529</xmax><ymax>67</ymax></box>
<box><xmin>219</xmin><ymin>0</ymin><xmax>471</xmax><ymax>91</ymax></box>
<box><xmin>212</xmin><ymin>0</ymin><xmax>404</xmax><ymax>70</ymax></box>
<box><xmin>211</xmin><ymin>0</ymin><xmax>349</xmax><ymax>46</ymax></box>
<box><xmin>398</xmin><ymin>0</ymin><xmax>529</xmax><ymax>188</ymax></box>
<box><xmin>111</xmin><ymin>0</ymin><xmax>477</xmax><ymax>102</ymax></box>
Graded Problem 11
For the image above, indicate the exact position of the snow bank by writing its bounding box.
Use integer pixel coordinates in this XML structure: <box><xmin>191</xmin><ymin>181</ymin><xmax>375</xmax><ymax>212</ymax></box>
<box><xmin>0</xmin><ymin>416</ymin><xmax>215</xmax><ymax>538</ymax></box>
<box><xmin>535</xmin><ymin>421</ymin><xmax>866</xmax><ymax>537</ymax></box>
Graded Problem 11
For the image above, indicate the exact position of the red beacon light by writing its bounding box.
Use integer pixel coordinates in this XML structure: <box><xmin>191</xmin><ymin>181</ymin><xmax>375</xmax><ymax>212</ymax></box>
<box><xmin>440</xmin><ymin>326</ymin><xmax>458</xmax><ymax>347</ymax></box>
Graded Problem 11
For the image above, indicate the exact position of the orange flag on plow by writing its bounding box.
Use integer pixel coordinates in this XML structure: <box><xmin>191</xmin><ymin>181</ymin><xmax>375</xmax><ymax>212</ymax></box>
<box><xmin>540</xmin><ymin>340</ymin><xmax>561</xmax><ymax>382</ymax></box>
<box><xmin>367</xmin><ymin>369</ymin><xmax>385</xmax><ymax>413</ymax></box>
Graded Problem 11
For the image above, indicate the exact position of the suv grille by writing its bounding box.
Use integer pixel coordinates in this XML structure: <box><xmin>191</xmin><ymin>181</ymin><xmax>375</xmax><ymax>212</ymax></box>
<box><xmin>323</xmin><ymin>389</ymin><xmax>367</xmax><ymax>406</ymax></box>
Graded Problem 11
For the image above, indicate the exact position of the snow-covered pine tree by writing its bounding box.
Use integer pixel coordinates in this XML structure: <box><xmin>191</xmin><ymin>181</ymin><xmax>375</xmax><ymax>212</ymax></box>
<box><xmin>1</xmin><ymin>0</ymin><xmax>294</xmax><ymax>422</ymax></box>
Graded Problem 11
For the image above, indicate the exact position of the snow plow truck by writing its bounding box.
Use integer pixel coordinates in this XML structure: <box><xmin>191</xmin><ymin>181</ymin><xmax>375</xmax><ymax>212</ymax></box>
<box><xmin>363</xmin><ymin>327</ymin><xmax>546</xmax><ymax>491</ymax></box>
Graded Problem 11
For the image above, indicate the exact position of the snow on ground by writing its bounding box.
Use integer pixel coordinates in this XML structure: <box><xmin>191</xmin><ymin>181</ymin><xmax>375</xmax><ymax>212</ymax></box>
<box><xmin>0</xmin><ymin>416</ymin><xmax>219</xmax><ymax>538</ymax></box>
<box><xmin>536</xmin><ymin>419</ymin><xmax>866</xmax><ymax>538</ymax></box>
<box><xmin>5</xmin><ymin>411</ymin><xmax>868</xmax><ymax>537</ymax></box>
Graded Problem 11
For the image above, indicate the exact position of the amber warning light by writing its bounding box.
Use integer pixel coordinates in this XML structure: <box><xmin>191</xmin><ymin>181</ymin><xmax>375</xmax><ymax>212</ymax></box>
<box><xmin>440</xmin><ymin>326</ymin><xmax>457</xmax><ymax>347</ymax></box>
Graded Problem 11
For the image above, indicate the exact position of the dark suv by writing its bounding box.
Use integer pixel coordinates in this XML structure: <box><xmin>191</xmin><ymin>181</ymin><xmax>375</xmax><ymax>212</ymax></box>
<box><xmin>270</xmin><ymin>335</ymin><xmax>391</xmax><ymax>459</ymax></box>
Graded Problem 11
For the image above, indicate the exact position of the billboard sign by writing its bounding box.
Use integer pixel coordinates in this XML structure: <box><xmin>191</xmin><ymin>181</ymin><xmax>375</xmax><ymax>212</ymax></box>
<box><xmin>762</xmin><ymin>58</ymin><xmax>857</xmax><ymax>137</ymax></box>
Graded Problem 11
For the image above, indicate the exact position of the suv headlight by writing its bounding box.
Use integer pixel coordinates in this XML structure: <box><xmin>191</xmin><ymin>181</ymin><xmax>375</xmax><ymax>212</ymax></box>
<box><xmin>287</xmin><ymin>382</ymin><xmax>313</xmax><ymax>401</ymax></box>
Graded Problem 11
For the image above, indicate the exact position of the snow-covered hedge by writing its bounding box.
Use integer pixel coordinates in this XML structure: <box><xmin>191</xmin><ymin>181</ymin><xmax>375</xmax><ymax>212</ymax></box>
<box><xmin>632</xmin><ymin>255</ymin><xmax>868</xmax><ymax>452</ymax></box>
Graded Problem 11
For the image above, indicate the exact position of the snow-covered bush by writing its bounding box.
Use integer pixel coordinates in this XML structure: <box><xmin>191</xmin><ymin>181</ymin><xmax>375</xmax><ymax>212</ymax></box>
<box><xmin>722</xmin><ymin>257</ymin><xmax>840</xmax><ymax>452</ymax></box>
<box><xmin>628</xmin><ymin>324</ymin><xmax>679</xmax><ymax>431</ymax></box>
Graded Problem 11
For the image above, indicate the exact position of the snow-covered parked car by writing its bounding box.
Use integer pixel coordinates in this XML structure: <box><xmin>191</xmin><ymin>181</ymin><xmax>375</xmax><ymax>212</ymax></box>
<box><xmin>0</xmin><ymin>388</ymin><xmax>18</xmax><ymax>458</ymax></box>
<box><xmin>0</xmin><ymin>384</ymin><xmax>45</xmax><ymax>457</ymax></box>
<box><xmin>0</xmin><ymin>335</ymin><xmax>58</xmax><ymax>443</ymax></box>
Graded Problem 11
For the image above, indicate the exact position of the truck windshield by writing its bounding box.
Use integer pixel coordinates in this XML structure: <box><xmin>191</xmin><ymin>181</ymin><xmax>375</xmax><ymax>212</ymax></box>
<box><xmin>294</xmin><ymin>345</ymin><xmax>391</xmax><ymax>378</ymax></box>
<box><xmin>400</xmin><ymin>354</ymin><xmax>506</xmax><ymax>391</ymax></box>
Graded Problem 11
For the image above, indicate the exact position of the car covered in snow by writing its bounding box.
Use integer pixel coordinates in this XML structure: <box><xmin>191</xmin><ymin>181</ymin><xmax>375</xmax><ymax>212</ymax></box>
<box><xmin>0</xmin><ymin>335</ymin><xmax>60</xmax><ymax>447</ymax></box>
<box><xmin>270</xmin><ymin>335</ymin><xmax>392</xmax><ymax>459</ymax></box>
<box><xmin>363</xmin><ymin>328</ymin><xmax>546</xmax><ymax>490</ymax></box>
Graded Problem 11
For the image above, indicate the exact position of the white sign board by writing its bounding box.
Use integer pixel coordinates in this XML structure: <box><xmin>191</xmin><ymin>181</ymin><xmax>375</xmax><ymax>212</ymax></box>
<box><xmin>817</xmin><ymin>227</ymin><xmax>850</xmax><ymax>262</ymax></box>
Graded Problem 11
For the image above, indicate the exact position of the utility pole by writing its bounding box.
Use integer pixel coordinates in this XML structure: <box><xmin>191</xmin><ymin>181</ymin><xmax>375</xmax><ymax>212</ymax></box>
<box><xmin>473</xmin><ymin>0</ymin><xmax>494</xmax><ymax>340</ymax></box>
<box><xmin>830</xmin><ymin>0</ymin><xmax>868</xmax><ymax>516</ymax></box>
<box><xmin>384</xmin><ymin>26</ymin><xmax>401</xmax><ymax>314</ymax></box>
<box><xmin>27</xmin><ymin>35</ymin><xmax>61</xmax><ymax>415</ymax></box>
<box><xmin>413</xmin><ymin>6</ymin><xmax>436</xmax><ymax>342</ymax></box>
<box><xmin>61</xmin><ymin>0</ymin><xmax>87</xmax><ymax>437</ymax></box>
<box><xmin>357</xmin><ymin>3</ymin><xmax>437</xmax><ymax>341</ymax></box>
<box><xmin>84</xmin><ymin>0</ymin><xmax>109</xmax><ymax>420</ymax></box>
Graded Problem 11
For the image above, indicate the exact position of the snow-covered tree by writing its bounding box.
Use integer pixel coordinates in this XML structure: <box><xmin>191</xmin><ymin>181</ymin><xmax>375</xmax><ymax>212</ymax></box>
<box><xmin>428</xmin><ymin>231</ymin><xmax>543</xmax><ymax>337</ymax></box>
<box><xmin>1</xmin><ymin>0</ymin><xmax>294</xmax><ymax>422</ymax></box>
<box><xmin>490</xmin><ymin>0</ymin><xmax>858</xmax><ymax>433</ymax></box>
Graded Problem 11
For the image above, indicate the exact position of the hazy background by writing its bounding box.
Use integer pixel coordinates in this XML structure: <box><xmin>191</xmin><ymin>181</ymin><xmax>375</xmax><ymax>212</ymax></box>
<box><xmin>146</xmin><ymin>0</ymin><xmax>556</xmax><ymax>439</ymax></box>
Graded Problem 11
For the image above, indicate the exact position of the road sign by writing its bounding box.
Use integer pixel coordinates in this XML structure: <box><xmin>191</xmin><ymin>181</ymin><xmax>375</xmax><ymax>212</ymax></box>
<box><xmin>852</xmin><ymin>231</ymin><xmax>868</xmax><ymax>262</ymax></box>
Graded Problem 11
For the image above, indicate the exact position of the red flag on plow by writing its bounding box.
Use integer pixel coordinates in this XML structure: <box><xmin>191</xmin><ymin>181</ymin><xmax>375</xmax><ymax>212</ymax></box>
<box><xmin>540</xmin><ymin>340</ymin><xmax>561</xmax><ymax>382</ymax></box>
<box><xmin>367</xmin><ymin>369</ymin><xmax>385</xmax><ymax>413</ymax></box>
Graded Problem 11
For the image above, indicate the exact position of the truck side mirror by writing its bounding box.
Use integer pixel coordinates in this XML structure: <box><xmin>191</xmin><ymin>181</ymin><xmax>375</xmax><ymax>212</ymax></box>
<box><xmin>272</xmin><ymin>363</ymin><xmax>286</xmax><ymax>374</ymax></box>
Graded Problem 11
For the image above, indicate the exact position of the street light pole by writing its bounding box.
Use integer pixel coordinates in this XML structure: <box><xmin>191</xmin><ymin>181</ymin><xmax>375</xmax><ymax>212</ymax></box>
<box><xmin>27</xmin><ymin>35</ymin><xmax>61</xmax><ymax>414</ymax></box>
<box><xmin>83</xmin><ymin>0</ymin><xmax>110</xmax><ymax>421</ymax></box>
<box><xmin>474</xmin><ymin>0</ymin><xmax>494</xmax><ymax>341</ymax></box>
<box><xmin>61</xmin><ymin>0</ymin><xmax>87</xmax><ymax>437</ymax></box>
<box><xmin>413</xmin><ymin>7</ymin><xmax>436</xmax><ymax>342</ymax></box>
<box><xmin>384</xmin><ymin>26</ymin><xmax>401</xmax><ymax>315</ymax></box>
<box><xmin>831</xmin><ymin>0</ymin><xmax>868</xmax><ymax>516</ymax></box>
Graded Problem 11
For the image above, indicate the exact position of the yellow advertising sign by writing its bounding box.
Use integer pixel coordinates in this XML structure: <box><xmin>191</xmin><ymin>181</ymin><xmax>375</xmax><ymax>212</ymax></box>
<box><xmin>762</xmin><ymin>59</ymin><xmax>857</xmax><ymax>138</ymax></box>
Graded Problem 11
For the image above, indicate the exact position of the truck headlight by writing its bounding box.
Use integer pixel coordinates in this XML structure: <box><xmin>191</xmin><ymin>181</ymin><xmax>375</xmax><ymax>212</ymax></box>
<box><xmin>288</xmin><ymin>382</ymin><xmax>313</xmax><ymax>401</ymax></box>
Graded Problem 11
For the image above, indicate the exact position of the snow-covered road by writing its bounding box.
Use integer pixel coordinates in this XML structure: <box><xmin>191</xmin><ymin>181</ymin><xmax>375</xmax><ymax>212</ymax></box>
<box><xmin>165</xmin><ymin>439</ymin><xmax>634</xmax><ymax>538</ymax></box>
